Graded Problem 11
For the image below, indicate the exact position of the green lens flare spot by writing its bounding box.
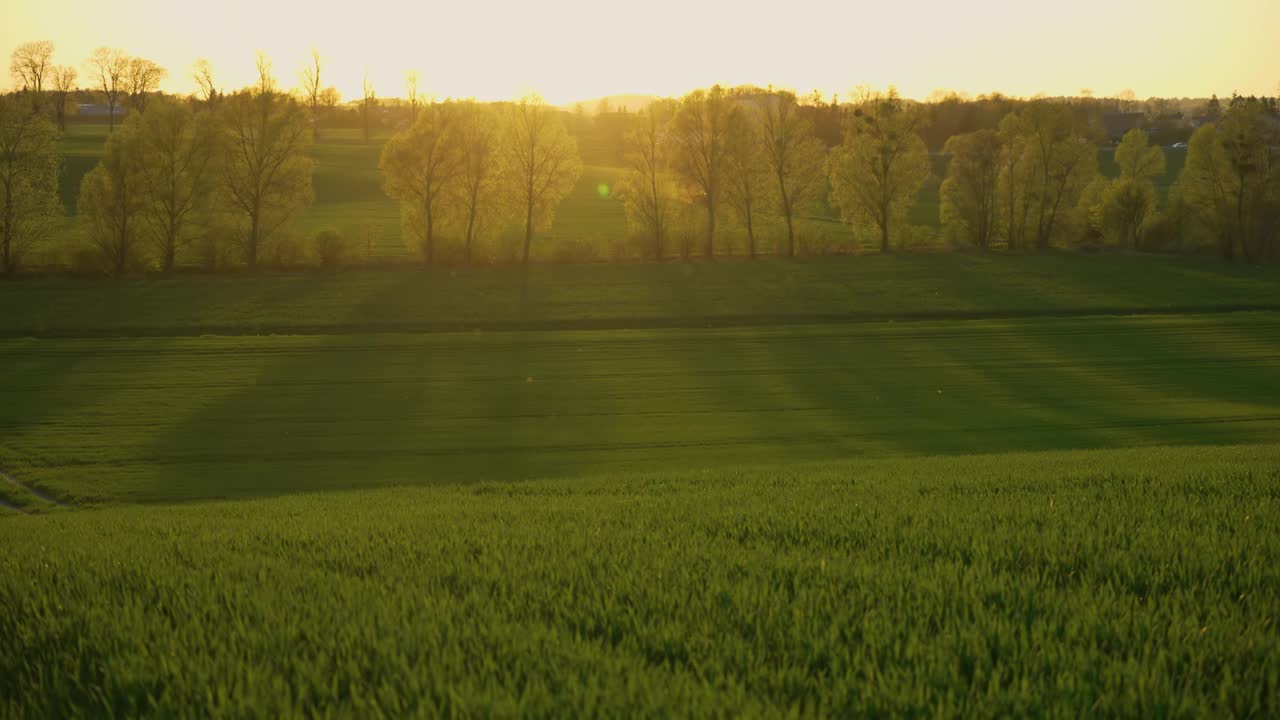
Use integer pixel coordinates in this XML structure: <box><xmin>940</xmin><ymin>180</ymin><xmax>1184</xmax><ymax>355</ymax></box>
<box><xmin>596</xmin><ymin>183</ymin><xmax>610</xmax><ymax>198</ymax></box>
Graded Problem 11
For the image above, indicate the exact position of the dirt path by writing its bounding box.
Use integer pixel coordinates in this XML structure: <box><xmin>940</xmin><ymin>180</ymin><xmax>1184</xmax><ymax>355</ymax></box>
<box><xmin>0</xmin><ymin>470</ymin><xmax>70</xmax><ymax>509</ymax></box>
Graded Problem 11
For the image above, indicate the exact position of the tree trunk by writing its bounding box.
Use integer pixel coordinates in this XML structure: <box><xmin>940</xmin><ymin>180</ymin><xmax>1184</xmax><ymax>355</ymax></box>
<box><xmin>2</xmin><ymin>193</ymin><xmax>12</xmax><ymax>273</ymax></box>
<box><xmin>880</xmin><ymin>197</ymin><xmax>890</xmax><ymax>253</ymax></box>
<box><xmin>784</xmin><ymin>212</ymin><xmax>795</xmax><ymax>258</ymax></box>
<box><xmin>523</xmin><ymin>196</ymin><xmax>533</xmax><ymax>266</ymax></box>
<box><xmin>248</xmin><ymin>208</ymin><xmax>259</xmax><ymax>269</ymax></box>
<box><xmin>425</xmin><ymin>200</ymin><xmax>435</xmax><ymax>265</ymax></box>
<box><xmin>115</xmin><ymin>207</ymin><xmax>128</xmax><ymax>277</ymax></box>
<box><xmin>1236</xmin><ymin>183</ymin><xmax>1250</xmax><ymax>262</ymax></box>
<box><xmin>779</xmin><ymin>176</ymin><xmax>795</xmax><ymax>258</ymax></box>
<box><xmin>1007</xmin><ymin>173</ymin><xmax>1018</xmax><ymax>250</ymax></box>
<box><xmin>163</xmin><ymin>233</ymin><xmax>175</xmax><ymax>272</ymax></box>
<box><xmin>746</xmin><ymin>208</ymin><xmax>756</xmax><ymax>260</ymax></box>
<box><xmin>650</xmin><ymin>173</ymin><xmax>662</xmax><ymax>262</ymax></box>
<box><xmin>464</xmin><ymin>208</ymin><xmax>476</xmax><ymax>265</ymax></box>
<box><xmin>704</xmin><ymin>203</ymin><xmax>715</xmax><ymax>260</ymax></box>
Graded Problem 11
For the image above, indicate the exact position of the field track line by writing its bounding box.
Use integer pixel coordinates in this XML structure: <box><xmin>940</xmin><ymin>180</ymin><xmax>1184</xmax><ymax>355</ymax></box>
<box><xmin>2</xmin><ymin>303</ymin><xmax>1280</xmax><ymax>339</ymax></box>
<box><xmin>0</xmin><ymin>470</ymin><xmax>70</xmax><ymax>509</ymax></box>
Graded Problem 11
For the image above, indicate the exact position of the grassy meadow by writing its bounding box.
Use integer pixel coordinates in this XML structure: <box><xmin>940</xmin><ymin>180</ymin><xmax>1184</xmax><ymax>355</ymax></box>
<box><xmin>3</xmin><ymin>252</ymin><xmax>1276</xmax><ymax>337</ymax></box>
<box><xmin>2</xmin><ymin>445</ymin><xmax>1277</xmax><ymax>716</ymax></box>
<box><xmin>2</xmin><ymin>310</ymin><xmax>1278</xmax><ymax>506</ymax></box>
<box><xmin>1</xmin><ymin>134</ymin><xmax>1277</xmax><ymax>714</ymax></box>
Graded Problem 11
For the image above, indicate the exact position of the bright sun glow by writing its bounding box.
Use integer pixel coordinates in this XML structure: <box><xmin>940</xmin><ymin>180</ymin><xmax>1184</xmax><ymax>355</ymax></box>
<box><xmin>2</xmin><ymin>0</ymin><xmax>1277</xmax><ymax>104</ymax></box>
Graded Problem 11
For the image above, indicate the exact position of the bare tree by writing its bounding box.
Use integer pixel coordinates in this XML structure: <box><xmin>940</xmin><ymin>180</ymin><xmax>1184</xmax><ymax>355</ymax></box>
<box><xmin>996</xmin><ymin>113</ymin><xmax>1031</xmax><ymax>249</ymax></box>
<box><xmin>669</xmin><ymin>85</ymin><xmax>736</xmax><ymax>259</ymax></box>
<box><xmin>757</xmin><ymin>91</ymin><xmax>827</xmax><ymax>257</ymax></box>
<box><xmin>405</xmin><ymin>70</ymin><xmax>422</xmax><ymax>124</ymax></box>
<box><xmin>940</xmin><ymin>129</ymin><xmax>1003</xmax><ymax>249</ymax></box>
<box><xmin>219</xmin><ymin>86</ymin><xmax>314</xmax><ymax>267</ymax></box>
<box><xmin>9</xmin><ymin>41</ymin><xmax>55</xmax><ymax>112</ymax></box>
<box><xmin>0</xmin><ymin>96</ymin><xmax>61</xmax><ymax>272</ymax></box>
<box><xmin>361</xmin><ymin>70</ymin><xmax>377</xmax><ymax>144</ymax></box>
<box><xmin>320</xmin><ymin>86</ymin><xmax>341</xmax><ymax>118</ymax></box>
<box><xmin>50</xmin><ymin>66</ymin><xmax>77</xmax><ymax>132</ymax></box>
<box><xmin>255</xmin><ymin>51</ymin><xmax>276</xmax><ymax>96</ymax></box>
<box><xmin>125</xmin><ymin>57</ymin><xmax>166</xmax><ymax>113</ymax></box>
<box><xmin>380</xmin><ymin>102</ymin><xmax>463</xmax><ymax>264</ymax></box>
<box><xmin>85</xmin><ymin>47</ymin><xmax>129</xmax><ymax>131</ymax></box>
<box><xmin>299</xmin><ymin>49</ymin><xmax>323</xmax><ymax>139</ymax></box>
<box><xmin>723</xmin><ymin>105</ymin><xmax>770</xmax><ymax>258</ymax></box>
<box><xmin>79</xmin><ymin>116</ymin><xmax>146</xmax><ymax>275</ymax></box>
<box><xmin>136</xmin><ymin>98</ymin><xmax>219</xmax><ymax>270</ymax></box>
<box><xmin>192</xmin><ymin>58</ymin><xmax>218</xmax><ymax>109</ymax></box>
<box><xmin>451</xmin><ymin>101</ymin><xmax>505</xmax><ymax>264</ymax></box>
<box><xmin>504</xmin><ymin>93</ymin><xmax>582</xmax><ymax>265</ymax></box>
<box><xmin>618</xmin><ymin>102</ymin><xmax>676</xmax><ymax>260</ymax></box>
<box><xmin>1180</xmin><ymin>101</ymin><xmax>1280</xmax><ymax>260</ymax></box>
<box><xmin>1019</xmin><ymin>102</ymin><xmax>1099</xmax><ymax>249</ymax></box>
<box><xmin>828</xmin><ymin>88</ymin><xmax>931</xmax><ymax>252</ymax></box>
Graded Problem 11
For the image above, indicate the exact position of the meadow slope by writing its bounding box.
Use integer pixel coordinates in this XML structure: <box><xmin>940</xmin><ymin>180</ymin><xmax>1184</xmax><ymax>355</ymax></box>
<box><xmin>1</xmin><ymin>311</ymin><xmax>1278</xmax><ymax>505</ymax></box>
<box><xmin>1</xmin><ymin>446</ymin><xmax>1278</xmax><ymax>716</ymax></box>
<box><xmin>3</xmin><ymin>253</ymin><xmax>1278</xmax><ymax>337</ymax></box>
<box><xmin>2</xmin><ymin>254</ymin><xmax>1278</xmax><ymax>716</ymax></box>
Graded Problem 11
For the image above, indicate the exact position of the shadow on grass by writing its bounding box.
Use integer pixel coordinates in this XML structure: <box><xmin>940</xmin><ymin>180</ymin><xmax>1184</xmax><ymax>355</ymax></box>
<box><xmin>9</xmin><ymin>261</ymin><xmax>1279</xmax><ymax>505</ymax></box>
<box><xmin>143</xmin><ymin>269</ymin><xmax>630</xmax><ymax>502</ymax></box>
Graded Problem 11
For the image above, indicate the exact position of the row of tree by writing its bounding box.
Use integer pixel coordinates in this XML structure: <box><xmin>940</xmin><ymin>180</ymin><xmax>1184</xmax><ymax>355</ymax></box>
<box><xmin>8</xmin><ymin>40</ymin><xmax>167</xmax><ymax>132</ymax></box>
<box><xmin>620</xmin><ymin>88</ymin><xmax>1279</xmax><ymax>261</ymax></box>
<box><xmin>380</xmin><ymin>98</ymin><xmax>582</xmax><ymax>265</ymax></box>
<box><xmin>78</xmin><ymin>73</ymin><xmax>313</xmax><ymax>274</ymax></box>
<box><xmin>938</xmin><ymin>96</ymin><xmax>1280</xmax><ymax>260</ymax></box>
<box><xmin>1</xmin><ymin>54</ymin><xmax>314</xmax><ymax>274</ymax></box>
<box><xmin>4</xmin><ymin>39</ymin><xmax>1279</xmax><ymax>272</ymax></box>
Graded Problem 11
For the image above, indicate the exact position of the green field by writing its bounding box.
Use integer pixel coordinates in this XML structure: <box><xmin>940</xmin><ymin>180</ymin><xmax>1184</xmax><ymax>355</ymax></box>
<box><xmin>3</xmin><ymin>446</ymin><xmax>1278</xmax><ymax>716</ymax></box>
<box><xmin>2</xmin><ymin>255</ymin><xmax>1279</xmax><ymax>715</ymax></box>
<box><xmin>3</xmin><ymin>311</ymin><xmax>1279</xmax><ymax>505</ymax></box>
<box><xmin>4</xmin><ymin>253</ymin><xmax>1276</xmax><ymax>337</ymax></box>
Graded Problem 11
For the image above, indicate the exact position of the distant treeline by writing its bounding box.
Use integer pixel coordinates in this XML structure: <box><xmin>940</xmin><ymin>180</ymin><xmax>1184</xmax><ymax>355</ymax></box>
<box><xmin>3</xmin><ymin>41</ymin><xmax>1279</xmax><ymax>274</ymax></box>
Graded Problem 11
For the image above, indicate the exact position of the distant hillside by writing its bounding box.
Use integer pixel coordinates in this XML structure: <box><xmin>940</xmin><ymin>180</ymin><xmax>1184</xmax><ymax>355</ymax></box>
<box><xmin>563</xmin><ymin>94</ymin><xmax>661</xmax><ymax>115</ymax></box>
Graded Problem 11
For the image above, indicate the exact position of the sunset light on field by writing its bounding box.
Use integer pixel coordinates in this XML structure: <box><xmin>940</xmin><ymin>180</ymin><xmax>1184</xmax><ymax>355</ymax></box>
<box><xmin>3</xmin><ymin>0</ymin><xmax>1280</xmax><ymax>714</ymax></box>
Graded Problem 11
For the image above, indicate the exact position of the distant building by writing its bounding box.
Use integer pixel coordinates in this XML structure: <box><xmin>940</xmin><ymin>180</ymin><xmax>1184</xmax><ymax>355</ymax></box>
<box><xmin>77</xmin><ymin>104</ymin><xmax>126</xmax><ymax>118</ymax></box>
<box><xmin>1102</xmin><ymin>112</ymin><xmax>1144</xmax><ymax>142</ymax></box>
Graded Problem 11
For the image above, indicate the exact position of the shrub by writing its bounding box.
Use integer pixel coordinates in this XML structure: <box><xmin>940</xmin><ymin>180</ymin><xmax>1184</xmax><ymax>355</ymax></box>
<box><xmin>193</xmin><ymin>225</ymin><xmax>238</xmax><ymax>271</ymax></box>
<box><xmin>313</xmin><ymin>229</ymin><xmax>348</xmax><ymax>269</ymax></box>
<box><xmin>268</xmin><ymin>233</ymin><xmax>306</xmax><ymax>269</ymax></box>
<box><xmin>547</xmin><ymin>237</ymin><xmax>599</xmax><ymax>264</ymax></box>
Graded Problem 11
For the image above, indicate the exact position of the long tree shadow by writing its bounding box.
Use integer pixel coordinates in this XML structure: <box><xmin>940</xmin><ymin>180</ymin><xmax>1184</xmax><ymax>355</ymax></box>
<box><xmin>638</xmin><ymin>257</ymin><xmax>1280</xmax><ymax>462</ymax></box>
<box><xmin>0</xmin><ymin>335</ymin><xmax>226</xmax><ymax>501</ymax></box>
<box><xmin>921</xmin><ymin>260</ymin><xmax>1280</xmax><ymax>452</ymax></box>
<box><xmin>873</xmin><ymin>245</ymin><xmax>1280</xmax><ymax>456</ymax></box>
<box><xmin>934</xmin><ymin>312</ymin><xmax>1280</xmax><ymax>452</ymax></box>
<box><xmin>144</xmin><ymin>272</ymin><xmax>639</xmax><ymax>503</ymax></box>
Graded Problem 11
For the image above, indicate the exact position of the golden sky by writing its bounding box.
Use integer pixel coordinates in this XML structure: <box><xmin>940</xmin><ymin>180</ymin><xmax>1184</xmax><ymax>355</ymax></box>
<box><xmin>3</xmin><ymin>0</ymin><xmax>1276</xmax><ymax>105</ymax></box>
